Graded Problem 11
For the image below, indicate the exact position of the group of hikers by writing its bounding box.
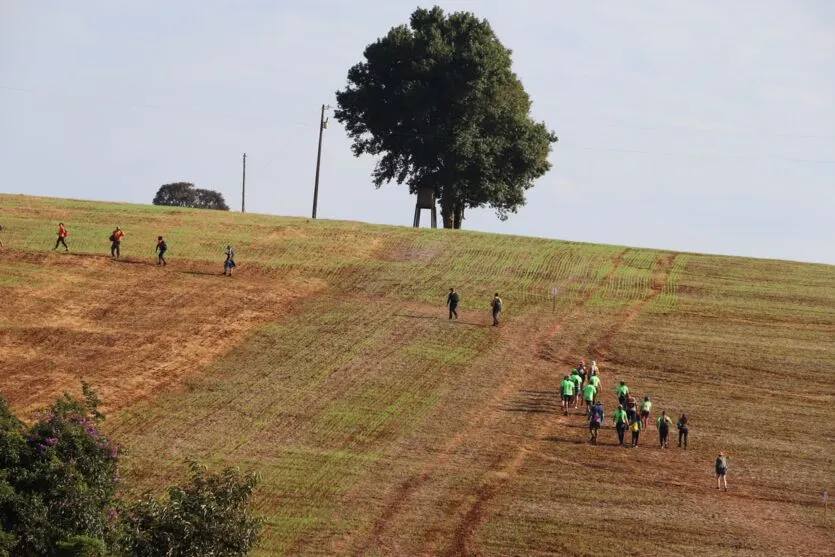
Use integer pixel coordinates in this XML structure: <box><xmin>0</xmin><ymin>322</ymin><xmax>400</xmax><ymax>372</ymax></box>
<box><xmin>560</xmin><ymin>360</ymin><xmax>730</xmax><ymax>489</ymax></box>
<box><xmin>559</xmin><ymin>361</ymin><xmax>689</xmax><ymax>449</ymax></box>
<box><xmin>446</xmin><ymin>288</ymin><xmax>503</xmax><ymax>327</ymax></box>
<box><xmin>0</xmin><ymin>222</ymin><xmax>240</xmax><ymax>276</ymax></box>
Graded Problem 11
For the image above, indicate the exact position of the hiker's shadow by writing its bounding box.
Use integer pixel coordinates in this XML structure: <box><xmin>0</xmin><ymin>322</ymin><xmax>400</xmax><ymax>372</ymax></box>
<box><xmin>544</xmin><ymin>436</ymin><xmax>621</xmax><ymax>448</ymax></box>
<box><xmin>502</xmin><ymin>390</ymin><xmax>561</xmax><ymax>414</ymax></box>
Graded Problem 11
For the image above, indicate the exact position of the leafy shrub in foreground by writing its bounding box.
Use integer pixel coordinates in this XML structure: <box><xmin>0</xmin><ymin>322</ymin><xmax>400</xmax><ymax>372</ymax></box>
<box><xmin>0</xmin><ymin>385</ymin><xmax>262</xmax><ymax>556</ymax></box>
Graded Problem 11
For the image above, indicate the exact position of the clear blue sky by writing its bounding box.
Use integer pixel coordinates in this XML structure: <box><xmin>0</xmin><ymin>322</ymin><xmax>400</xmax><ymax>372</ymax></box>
<box><xmin>2</xmin><ymin>1</ymin><xmax>834</xmax><ymax>264</ymax></box>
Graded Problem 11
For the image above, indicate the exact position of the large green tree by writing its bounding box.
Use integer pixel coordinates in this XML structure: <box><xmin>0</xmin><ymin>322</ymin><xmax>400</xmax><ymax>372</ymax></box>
<box><xmin>335</xmin><ymin>6</ymin><xmax>558</xmax><ymax>228</ymax></box>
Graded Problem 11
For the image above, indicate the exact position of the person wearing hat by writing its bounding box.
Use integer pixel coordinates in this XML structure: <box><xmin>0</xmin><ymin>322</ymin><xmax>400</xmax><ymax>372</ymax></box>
<box><xmin>613</xmin><ymin>403</ymin><xmax>629</xmax><ymax>446</ymax></box>
<box><xmin>110</xmin><ymin>226</ymin><xmax>125</xmax><ymax>259</ymax></box>
<box><xmin>715</xmin><ymin>452</ymin><xmax>729</xmax><ymax>490</ymax></box>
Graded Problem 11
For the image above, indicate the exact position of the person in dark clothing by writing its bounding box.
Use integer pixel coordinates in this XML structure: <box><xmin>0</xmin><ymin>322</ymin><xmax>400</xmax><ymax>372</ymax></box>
<box><xmin>656</xmin><ymin>411</ymin><xmax>673</xmax><ymax>449</ymax></box>
<box><xmin>677</xmin><ymin>414</ymin><xmax>689</xmax><ymax>449</ymax></box>
<box><xmin>224</xmin><ymin>245</ymin><xmax>236</xmax><ymax>276</ymax></box>
<box><xmin>155</xmin><ymin>236</ymin><xmax>168</xmax><ymax>266</ymax></box>
<box><xmin>54</xmin><ymin>223</ymin><xmax>69</xmax><ymax>251</ymax></box>
<box><xmin>446</xmin><ymin>288</ymin><xmax>459</xmax><ymax>320</ymax></box>
<box><xmin>490</xmin><ymin>293</ymin><xmax>502</xmax><ymax>326</ymax></box>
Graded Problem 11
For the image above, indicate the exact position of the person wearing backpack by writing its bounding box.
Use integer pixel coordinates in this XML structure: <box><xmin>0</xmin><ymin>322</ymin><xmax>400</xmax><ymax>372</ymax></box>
<box><xmin>446</xmin><ymin>288</ymin><xmax>460</xmax><ymax>320</ymax></box>
<box><xmin>560</xmin><ymin>375</ymin><xmax>575</xmax><ymax>416</ymax></box>
<box><xmin>656</xmin><ymin>411</ymin><xmax>674</xmax><ymax>448</ymax></box>
<box><xmin>577</xmin><ymin>360</ymin><xmax>587</xmax><ymax>388</ymax></box>
<box><xmin>53</xmin><ymin>223</ymin><xmax>69</xmax><ymax>252</ymax></box>
<box><xmin>629</xmin><ymin>415</ymin><xmax>643</xmax><ymax>448</ymax></box>
<box><xmin>715</xmin><ymin>452</ymin><xmax>729</xmax><ymax>490</ymax></box>
<box><xmin>224</xmin><ymin>245</ymin><xmax>236</xmax><ymax>276</ymax></box>
<box><xmin>490</xmin><ymin>293</ymin><xmax>502</xmax><ymax>326</ymax></box>
<box><xmin>677</xmin><ymin>414</ymin><xmax>689</xmax><ymax>449</ymax></box>
<box><xmin>109</xmin><ymin>227</ymin><xmax>125</xmax><ymax>259</ymax></box>
<box><xmin>155</xmin><ymin>236</ymin><xmax>168</xmax><ymax>266</ymax></box>
<box><xmin>588</xmin><ymin>401</ymin><xmax>604</xmax><ymax>443</ymax></box>
<box><xmin>613</xmin><ymin>404</ymin><xmax>628</xmax><ymax>446</ymax></box>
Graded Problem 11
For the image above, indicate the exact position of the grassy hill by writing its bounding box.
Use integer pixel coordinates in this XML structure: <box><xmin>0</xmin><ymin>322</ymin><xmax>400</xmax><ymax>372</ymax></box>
<box><xmin>1</xmin><ymin>193</ymin><xmax>833</xmax><ymax>556</ymax></box>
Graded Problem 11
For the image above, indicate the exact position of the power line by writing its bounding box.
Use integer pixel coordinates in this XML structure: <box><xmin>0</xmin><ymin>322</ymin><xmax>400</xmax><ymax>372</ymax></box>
<box><xmin>0</xmin><ymin>84</ymin><xmax>314</xmax><ymax>128</ymax></box>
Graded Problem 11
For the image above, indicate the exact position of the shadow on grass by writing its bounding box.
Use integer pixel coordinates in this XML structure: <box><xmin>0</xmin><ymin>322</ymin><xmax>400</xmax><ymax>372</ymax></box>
<box><xmin>544</xmin><ymin>436</ymin><xmax>622</xmax><ymax>448</ymax></box>
<box><xmin>181</xmin><ymin>270</ymin><xmax>224</xmax><ymax>277</ymax></box>
<box><xmin>503</xmin><ymin>389</ymin><xmax>561</xmax><ymax>413</ymax></box>
<box><xmin>394</xmin><ymin>314</ymin><xmax>484</xmax><ymax>327</ymax></box>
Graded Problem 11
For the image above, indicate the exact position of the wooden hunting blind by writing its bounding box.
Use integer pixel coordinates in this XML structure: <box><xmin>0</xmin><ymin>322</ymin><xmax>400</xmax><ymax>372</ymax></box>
<box><xmin>413</xmin><ymin>187</ymin><xmax>438</xmax><ymax>228</ymax></box>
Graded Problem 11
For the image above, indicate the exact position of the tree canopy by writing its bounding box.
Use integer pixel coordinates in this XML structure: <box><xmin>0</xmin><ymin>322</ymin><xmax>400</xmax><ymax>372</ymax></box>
<box><xmin>335</xmin><ymin>6</ymin><xmax>558</xmax><ymax>228</ymax></box>
<box><xmin>153</xmin><ymin>183</ymin><xmax>230</xmax><ymax>211</ymax></box>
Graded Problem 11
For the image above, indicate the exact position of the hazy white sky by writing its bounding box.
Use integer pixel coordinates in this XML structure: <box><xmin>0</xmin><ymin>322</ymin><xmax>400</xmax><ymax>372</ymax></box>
<box><xmin>2</xmin><ymin>1</ymin><xmax>834</xmax><ymax>264</ymax></box>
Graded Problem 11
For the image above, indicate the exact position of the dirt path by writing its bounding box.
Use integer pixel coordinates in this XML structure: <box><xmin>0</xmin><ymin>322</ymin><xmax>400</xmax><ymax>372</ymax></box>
<box><xmin>0</xmin><ymin>250</ymin><xmax>324</xmax><ymax>415</ymax></box>
<box><xmin>345</xmin><ymin>249</ymin><xmax>631</xmax><ymax>555</ymax></box>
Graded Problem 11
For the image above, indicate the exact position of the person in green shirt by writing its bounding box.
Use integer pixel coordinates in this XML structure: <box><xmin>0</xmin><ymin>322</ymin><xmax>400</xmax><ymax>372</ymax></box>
<box><xmin>570</xmin><ymin>370</ymin><xmax>582</xmax><ymax>408</ymax></box>
<box><xmin>560</xmin><ymin>375</ymin><xmax>575</xmax><ymax>416</ymax></box>
<box><xmin>582</xmin><ymin>383</ymin><xmax>597</xmax><ymax>414</ymax></box>
<box><xmin>613</xmin><ymin>405</ymin><xmax>628</xmax><ymax>446</ymax></box>
<box><xmin>588</xmin><ymin>373</ymin><xmax>601</xmax><ymax>401</ymax></box>
<box><xmin>616</xmin><ymin>381</ymin><xmax>629</xmax><ymax>407</ymax></box>
<box><xmin>656</xmin><ymin>411</ymin><xmax>674</xmax><ymax>448</ymax></box>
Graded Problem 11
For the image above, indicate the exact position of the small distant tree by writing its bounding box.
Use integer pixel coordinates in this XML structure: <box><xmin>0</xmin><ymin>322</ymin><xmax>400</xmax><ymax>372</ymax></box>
<box><xmin>153</xmin><ymin>183</ymin><xmax>229</xmax><ymax>211</ymax></box>
<box><xmin>193</xmin><ymin>188</ymin><xmax>230</xmax><ymax>211</ymax></box>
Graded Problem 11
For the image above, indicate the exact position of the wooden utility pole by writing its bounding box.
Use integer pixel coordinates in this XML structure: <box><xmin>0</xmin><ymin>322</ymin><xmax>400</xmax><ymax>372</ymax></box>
<box><xmin>312</xmin><ymin>104</ymin><xmax>330</xmax><ymax>219</ymax></box>
<box><xmin>241</xmin><ymin>153</ymin><xmax>247</xmax><ymax>213</ymax></box>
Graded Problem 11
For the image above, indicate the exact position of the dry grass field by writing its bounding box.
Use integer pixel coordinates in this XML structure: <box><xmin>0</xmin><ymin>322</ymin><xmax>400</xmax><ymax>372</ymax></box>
<box><xmin>1</xmin><ymin>194</ymin><xmax>833</xmax><ymax>556</ymax></box>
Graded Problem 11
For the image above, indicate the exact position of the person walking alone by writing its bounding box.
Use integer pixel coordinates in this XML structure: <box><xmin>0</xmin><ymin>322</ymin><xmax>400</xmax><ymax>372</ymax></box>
<box><xmin>223</xmin><ymin>245</ymin><xmax>236</xmax><ymax>276</ymax></box>
<box><xmin>109</xmin><ymin>227</ymin><xmax>125</xmax><ymax>259</ymax></box>
<box><xmin>446</xmin><ymin>288</ymin><xmax>460</xmax><ymax>320</ymax></box>
<box><xmin>677</xmin><ymin>414</ymin><xmax>689</xmax><ymax>449</ymax></box>
<box><xmin>155</xmin><ymin>236</ymin><xmax>168</xmax><ymax>266</ymax></box>
<box><xmin>490</xmin><ymin>293</ymin><xmax>502</xmax><ymax>326</ymax></box>
<box><xmin>656</xmin><ymin>411</ymin><xmax>673</xmax><ymax>448</ymax></box>
<box><xmin>53</xmin><ymin>223</ymin><xmax>69</xmax><ymax>251</ymax></box>
<box><xmin>715</xmin><ymin>452</ymin><xmax>729</xmax><ymax>491</ymax></box>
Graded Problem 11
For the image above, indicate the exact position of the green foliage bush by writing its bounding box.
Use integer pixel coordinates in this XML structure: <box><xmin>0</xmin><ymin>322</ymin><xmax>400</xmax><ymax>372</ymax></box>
<box><xmin>0</xmin><ymin>385</ymin><xmax>261</xmax><ymax>556</ymax></box>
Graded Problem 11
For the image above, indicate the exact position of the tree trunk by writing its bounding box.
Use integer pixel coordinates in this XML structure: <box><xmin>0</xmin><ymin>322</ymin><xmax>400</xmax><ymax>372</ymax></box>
<box><xmin>441</xmin><ymin>198</ymin><xmax>454</xmax><ymax>228</ymax></box>
<box><xmin>453</xmin><ymin>203</ymin><xmax>464</xmax><ymax>229</ymax></box>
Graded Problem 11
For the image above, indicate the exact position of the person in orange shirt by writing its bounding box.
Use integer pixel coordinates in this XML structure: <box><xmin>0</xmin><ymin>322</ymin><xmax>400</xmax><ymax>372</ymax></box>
<box><xmin>110</xmin><ymin>227</ymin><xmax>125</xmax><ymax>259</ymax></box>
<box><xmin>53</xmin><ymin>223</ymin><xmax>69</xmax><ymax>251</ymax></box>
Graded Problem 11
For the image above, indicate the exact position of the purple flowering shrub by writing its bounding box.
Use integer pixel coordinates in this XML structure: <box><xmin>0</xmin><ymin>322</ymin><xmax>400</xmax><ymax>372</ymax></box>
<box><xmin>0</xmin><ymin>382</ymin><xmax>119</xmax><ymax>556</ymax></box>
<box><xmin>0</xmin><ymin>383</ymin><xmax>262</xmax><ymax>556</ymax></box>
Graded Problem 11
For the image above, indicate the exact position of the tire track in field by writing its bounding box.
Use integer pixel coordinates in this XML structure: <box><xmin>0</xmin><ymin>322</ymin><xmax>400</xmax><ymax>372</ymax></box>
<box><xmin>441</xmin><ymin>253</ymin><xmax>677</xmax><ymax>556</ymax></box>
<box><xmin>352</xmin><ymin>248</ymin><xmax>629</xmax><ymax>556</ymax></box>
